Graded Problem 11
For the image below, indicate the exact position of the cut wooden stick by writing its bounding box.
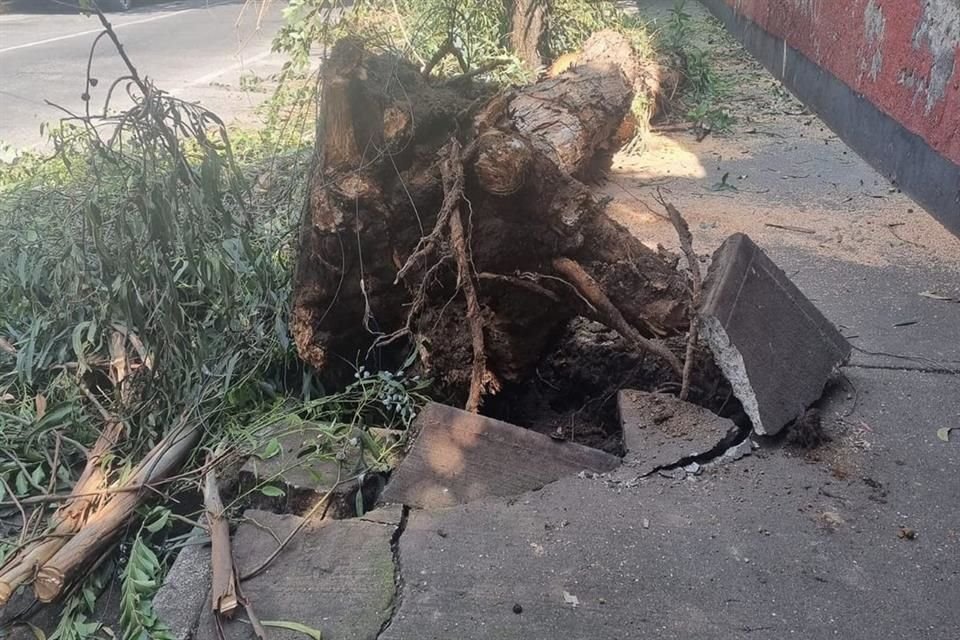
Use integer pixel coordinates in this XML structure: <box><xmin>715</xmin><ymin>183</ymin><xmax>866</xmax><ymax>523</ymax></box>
<box><xmin>33</xmin><ymin>421</ymin><xmax>199</xmax><ymax>603</ymax></box>
<box><xmin>203</xmin><ymin>451</ymin><xmax>238</xmax><ymax>618</ymax></box>
<box><xmin>0</xmin><ymin>419</ymin><xmax>123</xmax><ymax>605</ymax></box>
<box><xmin>552</xmin><ymin>257</ymin><xmax>683</xmax><ymax>376</ymax></box>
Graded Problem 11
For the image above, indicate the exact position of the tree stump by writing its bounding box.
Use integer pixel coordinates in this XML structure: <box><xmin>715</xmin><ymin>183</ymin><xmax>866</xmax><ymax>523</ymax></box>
<box><xmin>291</xmin><ymin>31</ymin><xmax>691</xmax><ymax>408</ymax></box>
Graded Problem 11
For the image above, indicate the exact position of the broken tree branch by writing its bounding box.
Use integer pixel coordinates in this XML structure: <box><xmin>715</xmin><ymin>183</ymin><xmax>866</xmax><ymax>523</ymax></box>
<box><xmin>0</xmin><ymin>418</ymin><xmax>124</xmax><ymax>605</ymax></box>
<box><xmin>204</xmin><ymin>451</ymin><xmax>238</xmax><ymax>618</ymax></box>
<box><xmin>33</xmin><ymin>420</ymin><xmax>200</xmax><ymax>602</ymax></box>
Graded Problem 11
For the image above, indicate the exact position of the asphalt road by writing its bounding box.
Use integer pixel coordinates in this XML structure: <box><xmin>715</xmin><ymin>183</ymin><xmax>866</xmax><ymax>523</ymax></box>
<box><xmin>0</xmin><ymin>0</ymin><xmax>287</xmax><ymax>154</ymax></box>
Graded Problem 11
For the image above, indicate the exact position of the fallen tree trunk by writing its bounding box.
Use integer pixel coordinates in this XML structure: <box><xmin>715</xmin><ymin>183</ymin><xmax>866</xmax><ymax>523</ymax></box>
<box><xmin>292</xmin><ymin>32</ymin><xmax>690</xmax><ymax>405</ymax></box>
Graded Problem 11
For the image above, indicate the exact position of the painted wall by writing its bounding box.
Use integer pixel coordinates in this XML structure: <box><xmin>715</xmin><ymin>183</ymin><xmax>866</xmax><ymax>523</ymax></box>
<box><xmin>720</xmin><ymin>0</ymin><xmax>960</xmax><ymax>165</ymax></box>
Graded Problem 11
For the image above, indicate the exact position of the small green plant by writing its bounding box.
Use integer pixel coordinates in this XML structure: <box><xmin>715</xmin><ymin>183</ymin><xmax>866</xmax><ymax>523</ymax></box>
<box><xmin>665</xmin><ymin>0</ymin><xmax>693</xmax><ymax>50</ymax></box>
<box><xmin>239</xmin><ymin>71</ymin><xmax>268</xmax><ymax>93</ymax></box>
<box><xmin>662</xmin><ymin>0</ymin><xmax>733</xmax><ymax>133</ymax></box>
<box><xmin>119</xmin><ymin>535</ymin><xmax>174</xmax><ymax>640</ymax></box>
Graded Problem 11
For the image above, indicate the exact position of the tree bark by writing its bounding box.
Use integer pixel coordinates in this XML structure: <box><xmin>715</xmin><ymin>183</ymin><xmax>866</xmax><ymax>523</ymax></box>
<box><xmin>291</xmin><ymin>32</ymin><xmax>690</xmax><ymax>405</ymax></box>
<box><xmin>508</xmin><ymin>0</ymin><xmax>547</xmax><ymax>70</ymax></box>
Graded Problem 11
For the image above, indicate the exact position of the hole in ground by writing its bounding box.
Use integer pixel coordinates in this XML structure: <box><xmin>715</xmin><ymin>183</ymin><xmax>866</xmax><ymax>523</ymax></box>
<box><xmin>483</xmin><ymin>317</ymin><xmax>750</xmax><ymax>455</ymax></box>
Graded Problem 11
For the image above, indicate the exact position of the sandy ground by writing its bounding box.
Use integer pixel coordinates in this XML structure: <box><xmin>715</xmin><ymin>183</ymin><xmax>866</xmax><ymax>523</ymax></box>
<box><xmin>605</xmin><ymin>2</ymin><xmax>960</xmax><ymax>274</ymax></box>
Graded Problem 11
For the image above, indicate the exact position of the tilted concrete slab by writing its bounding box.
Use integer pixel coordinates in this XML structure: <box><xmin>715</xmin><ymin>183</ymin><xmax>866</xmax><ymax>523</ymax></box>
<box><xmin>700</xmin><ymin>233</ymin><xmax>851</xmax><ymax>435</ymax></box>
<box><xmin>618</xmin><ymin>390</ymin><xmax>740</xmax><ymax>476</ymax></box>
<box><xmin>378</xmin><ymin>403</ymin><xmax>621</xmax><ymax>510</ymax></box>
<box><xmin>195</xmin><ymin>507</ymin><xmax>399</xmax><ymax>640</ymax></box>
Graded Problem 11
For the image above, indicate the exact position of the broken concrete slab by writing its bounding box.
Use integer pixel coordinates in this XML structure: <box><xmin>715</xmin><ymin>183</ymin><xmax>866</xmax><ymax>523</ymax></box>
<box><xmin>379</xmin><ymin>403</ymin><xmax>621</xmax><ymax>510</ymax></box>
<box><xmin>699</xmin><ymin>233</ymin><xmax>851</xmax><ymax>436</ymax></box>
<box><xmin>239</xmin><ymin>426</ymin><xmax>375</xmax><ymax>518</ymax></box>
<box><xmin>154</xmin><ymin>533</ymin><xmax>212</xmax><ymax>640</ymax></box>
<box><xmin>195</xmin><ymin>507</ymin><xmax>399</xmax><ymax>640</ymax></box>
<box><xmin>617</xmin><ymin>390</ymin><xmax>741</xmax><ymax>476</ymax></box>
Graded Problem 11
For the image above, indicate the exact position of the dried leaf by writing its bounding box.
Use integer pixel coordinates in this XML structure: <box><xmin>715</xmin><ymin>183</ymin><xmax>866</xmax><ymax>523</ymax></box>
<box><xmin>0</xmin><ymin>337</ymin><xmax>16</xmax><ymax>355</ymax></box>
<box><xmin>35</xmin><ymin>394</ymin><xmax>47</xmax><ymax>420</ymax></box>
<box><xmin>936</xmin><ymin>427</ymin><xmax>955</xmax><ymax>442</ymax></box>
<box><xmin>562</xmin><ymin>590</ymin><xmax>579</xmax><ymax>607</ymax></box>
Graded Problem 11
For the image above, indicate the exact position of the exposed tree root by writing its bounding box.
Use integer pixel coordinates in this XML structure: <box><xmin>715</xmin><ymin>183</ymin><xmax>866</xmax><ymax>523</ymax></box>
<box><xmin>552</xmin><ymin>257</ymin><xmax>682</xmax><ymax>377</ymax></box>
<box><xmin>661</xmin><ymin>197</ymin><xmax>703</xmax><ymax>400</ymax></box>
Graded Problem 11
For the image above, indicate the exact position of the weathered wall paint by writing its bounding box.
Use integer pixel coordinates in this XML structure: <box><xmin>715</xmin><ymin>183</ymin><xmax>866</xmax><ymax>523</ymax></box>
<box><xmin>722</xmin><ymin>0</ymin><xmax>960</xmax><ymax>164</ymax></box>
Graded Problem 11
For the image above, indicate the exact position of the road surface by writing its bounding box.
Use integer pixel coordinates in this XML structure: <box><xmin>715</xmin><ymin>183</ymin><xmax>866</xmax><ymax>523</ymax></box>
<box><xmin>0</xmin><ymin>0</ymin><xmax>287</xmax><ymax>154</ymax></box>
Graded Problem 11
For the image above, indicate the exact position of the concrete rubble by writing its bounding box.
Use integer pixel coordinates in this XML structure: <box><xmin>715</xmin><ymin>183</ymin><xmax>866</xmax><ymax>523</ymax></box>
<box><xmin>618</xmin><ymin>389</ymin><xmax>742</xmax><ymax>476</ymax></box>
<box><xmin>699</xmin><ymin>233</ymin><xmax>852</xmax><ymax>436</ymax></box>
<box><xmin>194</xmin><ymin>507</ymin><xmax>402</xmax><ymax>640</ymax></box>
<box><xmin>238</xmin><ymin>425</ymin><xmax>374</xmax><ymax>517</ymax></box>
<box><xmin>153</xmin><ymin>531</ymin><xmax>212</xmax><ymax>640</ymax></box>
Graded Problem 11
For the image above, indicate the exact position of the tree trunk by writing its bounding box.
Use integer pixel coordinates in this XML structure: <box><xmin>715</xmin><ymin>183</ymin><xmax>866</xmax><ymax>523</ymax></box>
<box><xmin>291</xmin><ymin>32</ymin><xmax>690</xmax><ymax>406</ymax></box>
<box><xmin>508</xmin><ymin>0</ymin><xmax>546</xmax><ymax>70</ymax></box>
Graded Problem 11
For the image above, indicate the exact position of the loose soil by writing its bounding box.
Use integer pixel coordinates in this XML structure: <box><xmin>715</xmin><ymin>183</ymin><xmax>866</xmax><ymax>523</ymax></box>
<box><xmin>483</xmin><ymin>317</ymin><xmax>745</xmax><ymax>453</ymax></box>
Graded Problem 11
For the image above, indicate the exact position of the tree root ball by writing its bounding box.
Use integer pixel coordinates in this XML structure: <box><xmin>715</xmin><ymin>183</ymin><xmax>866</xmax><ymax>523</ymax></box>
<box><xmin>291</xmin><ymin>32</ymin><xmax>694</xmax><ymax>404</ymax></box>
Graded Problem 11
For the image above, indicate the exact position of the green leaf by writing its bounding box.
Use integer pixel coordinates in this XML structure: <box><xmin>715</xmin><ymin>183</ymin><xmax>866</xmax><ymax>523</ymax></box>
<box><xmin>15</xmin><ymin>470</ymin><xmax>29</xmax><ymax>496</ymax></box>
<box><xmin>261</xmin><ymin>620</ymin><xmax>323</xmax><ymax>640</ymax></box>
<box><xmin>260</xmin><ymin>438</ymin><xmax>282</xmax><ymax>460</ymax></box>
<box><xmin>259</xmin><ymin>484</ymin><xmax>285</xmax><ymax>498</ymax></box>
<box><xmin>31</xmin><ymin>465</ymin><xmax>46</xmax><ymax>488</ymax></box>
<box><xmin>34</xmin><ymin>403</ymin><xmax>72</xmax><ymax>431</ymax></box>
<box><xmin>144</xmin><ymin>508</ymin><xmax>171</xmax><ymax>533</ymax></box>
<box><xmin>71</xmin><ymin>321</ymin><xmax>91</xmax><ymax>374</ymax></box>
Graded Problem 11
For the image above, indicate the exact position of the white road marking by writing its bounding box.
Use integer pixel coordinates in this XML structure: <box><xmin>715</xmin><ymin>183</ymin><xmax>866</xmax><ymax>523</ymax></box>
<box><xmin>0</xmin><ymin>2</ymin><xmax>231</xmax><ymax>55</ymax></box>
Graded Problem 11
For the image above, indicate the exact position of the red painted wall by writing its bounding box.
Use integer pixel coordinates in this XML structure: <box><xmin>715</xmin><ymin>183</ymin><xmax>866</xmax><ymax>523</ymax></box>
<box><xmin>723</xmin><ymin>0</ymin><xmax>960</xmax><ymax>164</ymax></box>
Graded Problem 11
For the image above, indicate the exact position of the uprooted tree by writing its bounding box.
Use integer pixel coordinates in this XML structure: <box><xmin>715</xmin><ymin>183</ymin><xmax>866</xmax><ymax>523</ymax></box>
<box><xmin>291</xmin><ymin>30</ymin><xmax>695</xmax><ymax>411</ymax></box>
